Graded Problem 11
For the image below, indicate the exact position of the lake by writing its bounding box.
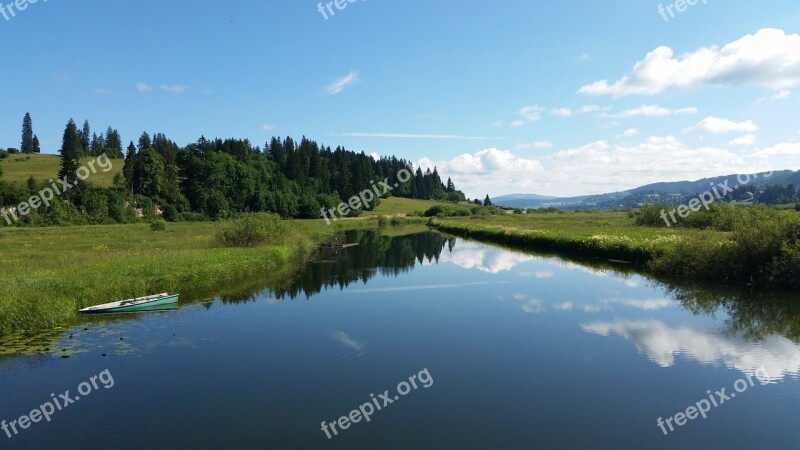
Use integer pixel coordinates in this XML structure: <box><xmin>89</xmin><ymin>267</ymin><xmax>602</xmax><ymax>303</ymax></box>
<box><xmin>1</xmin><ymin>229</ymin><xmax>799</xmax><ymax>449</ymax></box>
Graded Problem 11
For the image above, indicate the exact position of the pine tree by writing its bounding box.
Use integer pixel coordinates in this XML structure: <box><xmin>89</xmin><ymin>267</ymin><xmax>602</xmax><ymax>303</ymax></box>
<box><xmin>32</xmin><ymin>135</ymin><xmax>41</xmax><ymax>154</ymax></box>
<box><xmin>484</xmin><ymin>195</ymin><xmax>493</xmax><ymax>207</ymax></box>
<box><xmin>446</xmin><ymin>177</ymin><xmax>455</xmax><ymax>193</ymax></box>
<box><xmin>123</xmin><ymin>142</ymin><xmax>137</xmax><ymax>194</ymax></box>
<box><xmin>138</xmin><ymin>132</ymin><xmax>152</xmax><ymax>151</ymax></box>
<box><xmin>58</xmin><ymin>119</ymin><xmax>82</xmax><ymax>186</ymax></box>
<box><xmin>106</xmin><ymin>129</ymin><xmax>123</xmax><ymax>157</ymax></box>
<box><xmin>21</xmin><ymin>113</ymin><xmax>34</xmax><ymax>154</ymax></box>
<box><xmin>81</xmin><ymin>120</ymin><xmax>91</xmax><ymax>154</ymax></box>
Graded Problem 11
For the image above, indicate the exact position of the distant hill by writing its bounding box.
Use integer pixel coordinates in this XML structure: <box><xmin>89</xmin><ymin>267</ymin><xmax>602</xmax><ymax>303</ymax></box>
<box><xmin>0</xmin><ymin>154</ymin><xmax>123</xmax><ymax>188</ymax></box>
<box><xmin>494</xmin><ymin>169</ymin><xmax>800</xmax><ymax>209</ymax></box>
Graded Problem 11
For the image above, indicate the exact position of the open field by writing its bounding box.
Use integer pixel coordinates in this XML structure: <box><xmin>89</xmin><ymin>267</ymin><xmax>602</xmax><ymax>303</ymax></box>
<box><xmin>0</xmin><ymin>154</ymin><xmax>124</xmax><ymax>187</ymax></box>
<box><xmin>0</xmin><ymin>218</ymin><xmax>381</xmax><ymax>336</ymax></box>
<box><xmin>430</xmin><ymin>208</ymin><xmax>800</xmax><ymax>289</ymax></box>
<box><xmin>361</xmin><ymin>196</ymin><xmax>468</xmax><ymax>217</ymax></box>
<box><xmin>430</xmin><ymin>211</ymin><xmax>701</xmax><ymax>264</ymax></box>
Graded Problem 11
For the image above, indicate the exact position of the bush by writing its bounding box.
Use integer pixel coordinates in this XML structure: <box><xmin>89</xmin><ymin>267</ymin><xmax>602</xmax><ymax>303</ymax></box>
<box><xmin>162</xmin><ymin>205</ymin><xmax>180</xmax><ymax>222</ymax></box>
<box><xmin>0</xmin><ymin>150</ymin><xmax>8</xmax><ymax>159</ymax></box>
<box><xmin>215</xmin><ymin>213</ymin><xmax>289</xmax><ymax>248</ymax></box>
<box><xmin>150</xmin><ymin>220</ymin><xmax>167</xmax><ymax>231</ymax></box>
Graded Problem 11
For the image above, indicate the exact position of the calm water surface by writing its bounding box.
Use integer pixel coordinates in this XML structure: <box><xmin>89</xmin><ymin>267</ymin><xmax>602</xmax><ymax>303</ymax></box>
<box><xmin>1</xmin><ymin>230</ymin><xmax>799</xmax><ymax>449</ymax></box>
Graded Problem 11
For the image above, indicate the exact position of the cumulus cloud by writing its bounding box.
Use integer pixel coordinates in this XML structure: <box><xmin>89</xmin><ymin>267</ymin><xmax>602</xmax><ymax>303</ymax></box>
<box><xmin>689</xmin><ymin>117</ymin><xmax>759</xmax><ymax>134</ymax></box>
<box><xmin>438</xmin><ymin>241</ymin><xmax>535</xmax><ymax>273</ymax></box>
<box><xmin>327</xmin><ymin>70</ymin><xmax>359</xmax><ymax>95</ymax></box>
<box><xmin>581</xmin><ymin>319</ymin><xmax>800</xmax><ymax>381</ymax></box>
<box><xmin>419</xmin><ymin>135</ymin><xmax>779</xmax><ymax>197</ymax></box>
<box><xmin>729</xmin><ymin>134</ymin><xmax>758</xmax><ymax>146</ymax></box>
<box><xmin>579</xmin><ymin>28</ymin><xmax>800</xmax><ymax>97</ymax></box>
<box><xmin>753</xmin><ymin>142</ymin><xmax>800</xmax><ymax>157</ymax></box>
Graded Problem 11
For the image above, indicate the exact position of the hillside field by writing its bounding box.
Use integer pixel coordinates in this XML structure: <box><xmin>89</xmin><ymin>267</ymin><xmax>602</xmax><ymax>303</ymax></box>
<box><xmin>0</xmin><ymin>154</ymin><xmax>123</xmax><ymax>187</ymax></box>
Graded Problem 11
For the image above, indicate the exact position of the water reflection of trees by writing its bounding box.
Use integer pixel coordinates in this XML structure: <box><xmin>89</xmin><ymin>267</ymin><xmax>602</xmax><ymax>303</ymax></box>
<box><xmin>657</xmin><ymin>281</ymin><xmax>800</xmax><ymax>343</ymax></box>
<box><xmin>267</xmin><ymin>230</ymin><xmax>452</xmax><ymax>300</ymax></box>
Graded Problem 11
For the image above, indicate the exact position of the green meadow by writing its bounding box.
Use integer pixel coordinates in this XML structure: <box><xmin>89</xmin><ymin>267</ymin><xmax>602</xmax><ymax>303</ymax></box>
<box><xmin>0</xmin><ymin>154</ymin><xmax>123</xmax><ymax>187</ymax></box>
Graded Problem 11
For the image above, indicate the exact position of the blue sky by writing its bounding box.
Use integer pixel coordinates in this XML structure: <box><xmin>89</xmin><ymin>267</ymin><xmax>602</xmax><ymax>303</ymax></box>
<box><xmin>1</xmin><ymin>0</ymin><xmax>799</xmax><ymax>197</ymax></box>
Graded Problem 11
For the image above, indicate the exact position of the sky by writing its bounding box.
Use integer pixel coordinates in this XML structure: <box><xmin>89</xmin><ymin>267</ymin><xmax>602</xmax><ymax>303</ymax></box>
<box><xmin>1</xmin><ymin>0</ymin><xmax>800</xmax><ymax>198</ymax></box>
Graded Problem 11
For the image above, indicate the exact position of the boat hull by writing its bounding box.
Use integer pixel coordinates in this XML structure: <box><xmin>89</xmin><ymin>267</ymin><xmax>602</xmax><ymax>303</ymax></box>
<box><xmin>79</xmin><ymin>293</ymin><xmax>180</xmax><ymax>314</ymax></box>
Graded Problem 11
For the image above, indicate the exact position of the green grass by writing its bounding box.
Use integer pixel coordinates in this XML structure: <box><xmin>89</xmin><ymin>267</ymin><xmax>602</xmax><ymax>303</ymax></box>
<box><xmin>0</xmin><ymin>154</ymin><xmax>123</xmax><ymax>187</ymax></box>
<box><xmin>363</xmin><ymin>197</ymin><xmax>469</xmax><ymax>217</ymax></box>
<box><xmin>430</xmin><ymin>208</ymin><xmax>800</xmax><ymax>288</ymax></box>
<box><xmin>0</xmin><ymin>218</ymin><xmax>378</xmax><ymax>337</ymax></box>
<box><xmin>430</xmin><ymin>211</ymin><xmax>701</xmax><ymax>265</ymax></box>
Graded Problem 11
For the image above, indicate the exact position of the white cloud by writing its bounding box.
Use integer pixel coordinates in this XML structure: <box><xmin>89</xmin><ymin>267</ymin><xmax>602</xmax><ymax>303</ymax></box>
<box><xmin>260</xmin><ymin>124</ymin><xmax>276</xmax><ymax>131</ymax></box>
<box><xmin>420</xmin><ymin>135</ymin><xmax>774</xmax><ymax>198</ymax></box>
<box><xmin>581</xmin><ymin>319</ymin><xmax>800</xmax><ymax>382</ymax></box>
<box><xmin>753</xmin><ymin>142</ymin><xmax>800</xmax><ymax>157</ymax></box>
<box><xmin>580</xmin><ymin>53</ymin><xmax>590</xmax><ymax>61</ymax></box>
<box><xmin>340</xmin><ymin>132</ymin><xmax>502</xmax><ymax>140</ymax></box>
<box><xmin>579</xmin><ymin>28</ymin><xmax>800</xmax><ymax>97</ymax></box>
<box><xmin>605</xmin><ymin>298</ymin><xmax>674</xmax><ymax>311</ymax></box>
<box><xmin>729</xmin><ymin>134</ymin><xmax>758</xmax><ymax>146</ymax></box>
<box><xmin>768</xmin><ymin>89</ymin><xmax>791</xmax><ymax>100</ymax></box>
<box><xmin>604</xmin><ymin>105</ymin><xmax>698</xmax><ymax>118</ymax></box>
<box><xmin>332</xmin><ymin>331</ymin><xmax>364</xmax><ymax>353</ymax></box>
<box><xmin>517</xmin><ymin>141</ymin><xmax>553</xmax><ymax>150</ymax></box>
<box><xmin>553</xmin><ymin>302</ymin><xmax>575</xmax><ymax>311</ymax></box>
<box><xmin>576</xmin><ymin>105</ymin><xmax>610</xmax><ymax>114</ymax></box>
<box><xmin>551</xmin><ymin>105</ymin><xmax>610</xmax><ymax>117</ymax></box>
<box><xmin>521</xmin><ymin>299</ymin><xmax>545</xmax><ymax>314</ymax></box>
<box><xmin>689</xmin><ymin>116</ymin><xmax>759</xmax><ymax>134</ymax></box>
<box><xmin>437</xmin><ymin>240</ymin><xmax>535</xmax><ymax>274</ymax></box>
<box><xmin>135</xmin><ymin>82</ymin><xmax>153</xmax><ymax>92</ymax></box>
<box><xmin>327</xmin><ymin>70</ymin><xmax>359</xmax><ymax>95</ymax></box>
<box><xmin>619</xmin><ymin>128</ymin><xmax>639</xmax><ymax>137</ymax></box>
<box><xmin>160</xmin><ymin>84</ymin><xmax>189</xmax><ymax>93</ymax></box>
<box><xmin>552</xmin><ymin>108</ymin><xmax>573</xmax><ymax>117</ymax></box>
<box><xmin>511</xmin><ymin>106</ymin><xmax>544</xmax><ymax>127</ymax></box>
<box><xmin>368</xmin><ymin>152</ymin><xmax>380</xmax><ymax>161</ymax></box>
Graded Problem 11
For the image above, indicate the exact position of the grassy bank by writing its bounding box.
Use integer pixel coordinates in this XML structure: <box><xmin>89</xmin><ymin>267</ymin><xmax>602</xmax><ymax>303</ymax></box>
<box><xmin>430</xmin><ymin>207</ymin><xmax>800</xmax><ymax>289</ymax></box>
<box><xmin>0</xmin><ymin>218</ymin><xmax>379</xmax><ymax>336</ymax></box>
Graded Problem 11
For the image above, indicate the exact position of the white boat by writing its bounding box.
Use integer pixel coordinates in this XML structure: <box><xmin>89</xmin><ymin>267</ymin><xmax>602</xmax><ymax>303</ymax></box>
<box><xmin>79</xmin><ymin>293</ymin><xmax>179</xmax><ymax>314</ymax></box>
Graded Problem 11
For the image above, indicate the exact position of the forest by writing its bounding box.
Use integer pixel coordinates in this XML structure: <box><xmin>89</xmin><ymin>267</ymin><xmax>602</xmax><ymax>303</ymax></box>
<box><xmin>0</xmin><ymin>115</ymin><xmax>467</xmax><ymax>226</ymax></box>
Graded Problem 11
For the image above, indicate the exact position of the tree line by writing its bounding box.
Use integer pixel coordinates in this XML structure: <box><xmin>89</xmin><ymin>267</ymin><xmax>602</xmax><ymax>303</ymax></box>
<box><xmin>0</xmin><ymin>116</ymin><xmax>467</xmax><ymax>226</ymax></box>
